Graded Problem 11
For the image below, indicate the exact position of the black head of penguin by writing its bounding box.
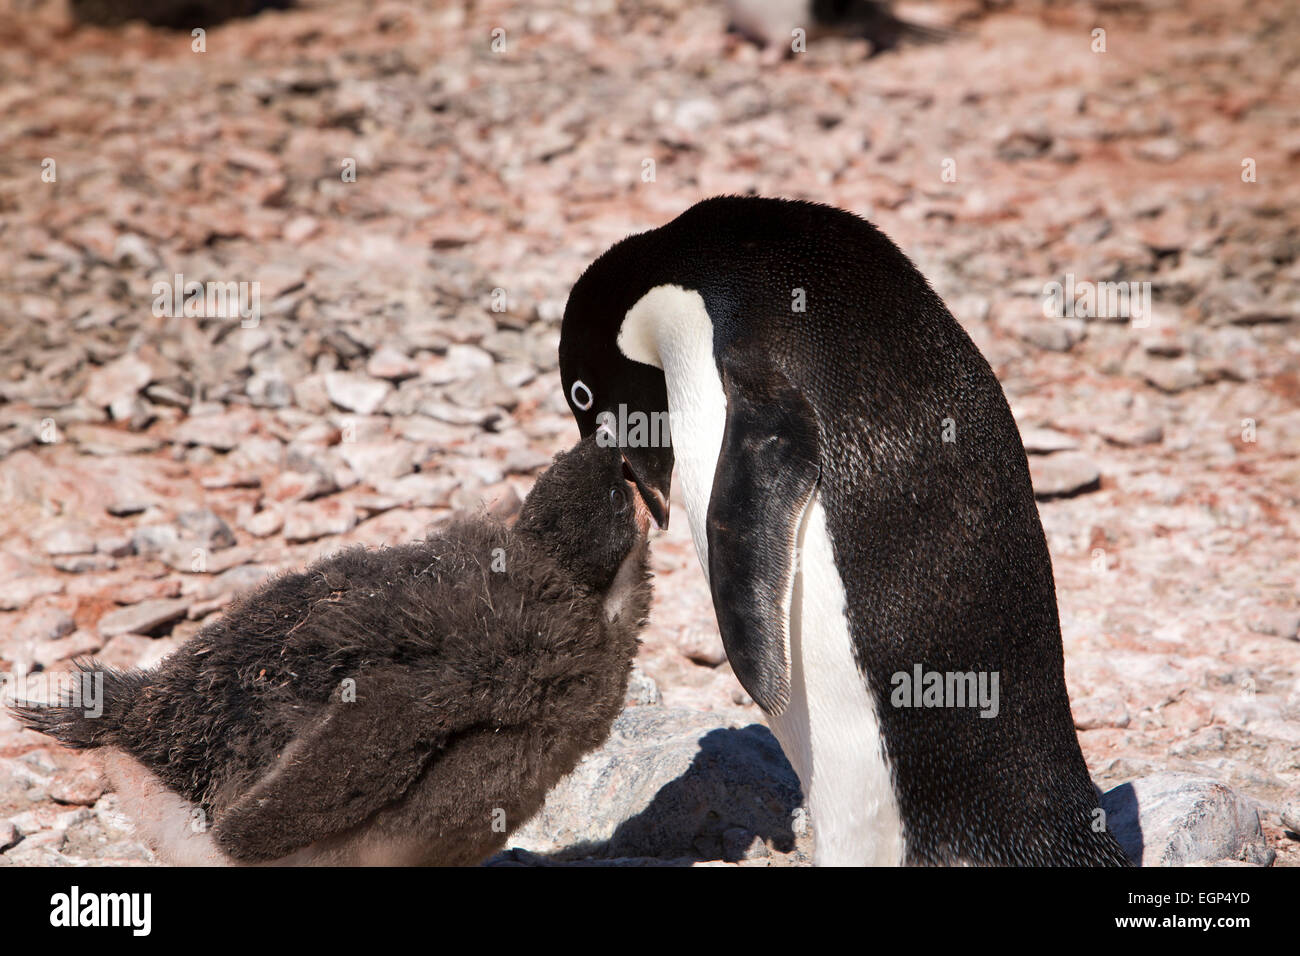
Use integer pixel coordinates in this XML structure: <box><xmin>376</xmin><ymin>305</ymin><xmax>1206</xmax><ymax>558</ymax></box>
<box><xmin>559</xmin><ymin>195</ymin><xmax>934</xmax><ymax>525</ymax></box>
<box><xmin>559</xmin><ymin>301</ymin><xmax>673</xmax><ymax>529</ymax></box>
<box><xmin>515</xmin><ymin>432</ymin><xmax>647</xmax><ymax>592</ymax></box>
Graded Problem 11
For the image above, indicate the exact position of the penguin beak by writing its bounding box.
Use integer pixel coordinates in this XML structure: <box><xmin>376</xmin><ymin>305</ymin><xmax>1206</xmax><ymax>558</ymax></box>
<box><xmin>620</xmin><ymin>451</ymin><xmax>671</xmax><ymax>530</ymax></box>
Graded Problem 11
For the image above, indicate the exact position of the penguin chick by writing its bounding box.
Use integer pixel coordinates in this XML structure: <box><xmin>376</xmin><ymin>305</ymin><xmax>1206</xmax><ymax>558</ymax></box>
<box><xmin>13</xmin><ymin>435</ymin><xmax>652</xmax><ymax>866</ymax></box>
<box><xmin>727</xmin><ymin>0</ymin><xmax>949</xmax><ymax>56</ymax></box>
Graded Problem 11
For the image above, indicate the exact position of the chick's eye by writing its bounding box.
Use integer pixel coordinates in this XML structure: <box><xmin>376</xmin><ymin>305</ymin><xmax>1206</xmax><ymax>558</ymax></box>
<box><xmin>609</xmin><ymin>486</ymin><xmax>629</xmax><ymax>512</ymax></box>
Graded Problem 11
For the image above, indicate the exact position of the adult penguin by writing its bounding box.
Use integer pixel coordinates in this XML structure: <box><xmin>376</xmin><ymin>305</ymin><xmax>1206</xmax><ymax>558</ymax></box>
<box><xmin>557</xmin><ymin>196</ymin><xmax>1132</xmax><ymax>866</ymax></box>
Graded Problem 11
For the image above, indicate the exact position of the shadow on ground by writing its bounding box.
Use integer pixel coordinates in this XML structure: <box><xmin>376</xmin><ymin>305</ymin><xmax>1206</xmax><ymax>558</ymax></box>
<box><xmin>489</xmin><ymin>725</ymin><xmax>805</xmax><ymax>866</ymax></box>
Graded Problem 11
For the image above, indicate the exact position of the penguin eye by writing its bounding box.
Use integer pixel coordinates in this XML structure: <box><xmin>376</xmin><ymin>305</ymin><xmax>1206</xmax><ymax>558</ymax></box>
<box><xmin>609</xmin><ymin>485</ymin><xmax>629</xmax><ymax>513</ymax></box>
<box><xmin>570</xmin><ymin>379</ymin><xmax>593</xmax><ymax>411</ymax></box>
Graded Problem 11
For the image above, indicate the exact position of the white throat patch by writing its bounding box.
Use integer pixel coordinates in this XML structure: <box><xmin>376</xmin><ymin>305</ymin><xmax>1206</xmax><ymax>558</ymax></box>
<box><xmin>618</xmin><ymin>285</ymin><xmax>725</xmax><ymax>572</ymax></box>
<box><xmin>615</xmin><ymin>284</ymin><xmax>904</xmax><ymax>865</ymax></box>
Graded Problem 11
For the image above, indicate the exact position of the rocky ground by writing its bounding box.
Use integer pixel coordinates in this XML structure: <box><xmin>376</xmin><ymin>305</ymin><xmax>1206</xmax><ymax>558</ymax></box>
<box><xmin>1</xmin><ymin>0</ymin><xmax>1297</xmax><ymax>866</ymax></box>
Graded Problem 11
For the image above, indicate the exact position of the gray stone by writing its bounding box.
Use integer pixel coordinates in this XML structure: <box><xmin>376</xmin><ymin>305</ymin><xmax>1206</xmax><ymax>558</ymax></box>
<box><xmin>414</xmin><ymin>356</ymin><xmax>465</xmax><ymax>386</ymax></box>
<box><xmin>82</xmin><ymin>354</ymin><xmax>153</xmax><ymax>409</ymax></box>
<box><xmin>171</xmin><ymin>412</ymin><xmax>251</xmax><ymax>451</ymax></box>
<box><xmin>65</xmin><ymin>424</ymin><xmax>162</xmax><ymax>455</ymax></box>
<box><xmin>624</xmin><ymin>665</ymin><xmax>662</xmax><ymax>707</ymax></box>
<box><xmin>1020</xmin><ymin>427</ymin><xmax>1079</xmax><ymax>454</ymax></box>
<box><xmin>1281</xmin><ymin>801</ymin><xmax>1300</xmax><ymax>834</ymax></box>
<box><xmin>995</xmin><ymin>124</ymin><xmax>1052</xmax><ymax>160</ymax></box>
<box><xmin>505</xmin><ymin>707</ymin><xmax>805</xmax><ymax>862</ymax></box>
<box><xmin>443</xmin><ymin>375</ymin><xmax>516</xmax><ymax>412</ymax></box>
<box><xmin>245</xmin><ymin>371</ymin><xmax>293</xmax><ymax>408</ymax></box>
<box><xmin>282</xmin><ymin>499</ymin><xmax>358</xmax><ymax>542</ymax></box>
<box><xmin>444</xmin><ymin>344</ymin><xmax>495</xmax><ymax>376</ymax></box>
<box><xmin>161</xmin><ymin>543</ymin><xmax>254</xmax><ymax>575</ymax></box>
<box><xmin>1134</xmin><ymin>137</ymin><xmax>1184</xmax><ymax>163</ymax></box>
<box><xmin>418</xmin><ymin>399</ymin><xmax>508</xmax><ymax>429</ymax></box>
<box><xmin>1072</xmin><ymin>693</ymin><xmax>1131</xmax><ymax>730</ymax></box>
<box><xmin>374</xmin><ymin>473</ymin><xmax>458</xmax><ymax>509</ymax></box>
<box><xmin>502</xmin><ymin>447</ymin><xmax>553</xmax><ymax>475</ymax></box>
<box><xmin>291</xmin><ymin>374</ymin><xmax>333</xmax><ymax>414</ymax></box>
<box><xmin>1030</xmin><ymin>452</ymin><xmax>1101</xmax><ymax>499</ymax></box>
<box><xmin>143</xmin><ymin>383</ymin><xmax>191</xmax><ymax>408</ymax></box>
<box><xmin>496</xmin><ymin>361</ymin><xmax>537</xmax><ymax>389</ymax></box>
<box><xmin>98</xmin><ymin>634</ymin><xmax>186</xmax><ymax>670</ymax></box>
<box><xmin>0</xmin><ymin>577</ymin><xmax>65</xmax><ymax>611</ymax></box>
<box><xmin>485</xmin><ymin>482</ymin><xmax>523</xmax><ymax>520</ymax></box>
<box><xmin>1099</xmin><ymin>421</ymin><xmax>1165</xmax><ymax>447</ymax></box>
<box><xmin>113</xmin><ymin>233</ymin><xmax>161</xmax><ymax>269</ymax></box>
<box><xmin>0</xmin><ymin>428</ymin><xmax>35</xmax><ymax>458</ymax></box>
<box><xmin>242</xmin><ymin>508</ymin><xmax>284</xmax><ymax>537</ymax></box>
<box><xmin>1141</xmin><ymin>330</ymin><xmax>1186</xmax><ymax>357</ymax></box>
<box><xmin>200</xmin><ymin>472</ymin><xmax>260</xmax><ymax>491</ymax></box>
<box><xmin>338</xmin><ymin>441</ymin><xmax>418</xmax><ymax>483</ymax></box>
<box><xmin>115</xmin><ymin>395</ymin><xmax>156</xmax><ymax>429</ymax></box>
<box><xmin>130</xmin><ymin>524</ymin><xmax>180</xmax><ymax>558</ymax></box>
<box><xmin>194</xmin><ymin>564</ymin><xmax>276</xmax><ymax>601</ymax></box>
<box><xmin>52</xmin><ymin>554</ymin><xmax>117</xmax><ymax>574</ymax></box>
<box><xmin>1100</xmin><ymin>773</ymin><xmax>1268</xmax><ymax>866</ymax></box>
<box><xmin>324</xmin><ymin>372</ymin><xmax>393</xmax><ymax>415</ymax></box>
<box><xmin>41</xmin><ymin>526</ymin><xmax>96</xmax><ymax>556</ymax></box>
<box><xmin>17</xmin><ymin>607</ymin><xmax>75</xmax><ymax>642</ymax></box>
<box><xmin>1142</xmin><ymin>357</ymin><xmax>1205</xmax><ymax>394</ymax></box>
<box><xmin>1246</xmin><ymin>611</ymin><xmax>1300</xmax><ymax>641</ymax></box>
<box><xmin>178</xmin><ymin>509</ymin><xmax>237</xmax><ymax>550</ymax></box>
<box><xmin>49</xmin><ymin>768</ymin><xmax>105</xmax><ymax>807</ymax></box>
<box><xmin>366</xmin><ymin>347</ymin><xmax>419</xmax><ymax>381</ymax></box>
<box><xmin>1021</xmin><ymin>318</ymin><xmax>1085</xmax><ymax>352</ymax></box>
<box><xmin>30</xmin><ymin>630</ymin><xmax>103</xmax><ymax>669</ymax></box>
<box><xmin>393</xmin><ymin>415</ymin><xmax>476</xmax><ymax>446</ymax></box>
<box><xmin>264</xmin><ymin>469</ymin><xmax>336</xmax><ymax>502</ymax></box>
<box><xmin>97</xmin><ymin>598</ymin><xmax>191</xmax><ymax>637</ymax></box>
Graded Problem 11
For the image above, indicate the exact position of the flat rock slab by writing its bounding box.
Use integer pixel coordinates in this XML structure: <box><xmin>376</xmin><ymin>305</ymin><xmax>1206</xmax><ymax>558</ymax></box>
<box><xmin>82</xmin><ymin>354</ymin><xmax>153</xmax><ymax>409</ymax></box>
<box><xmin>324</xmin><ymin>372</ymin><xmax>393</xmax><ymax>415</ymax></box>
<box><xmin>1020</xmin><ymin>427</ymin><xmax>1080</xmax><ymax>454</ymax></box>
<box><xmin>1101</xmin><ymin>773</ymin><xmax>1270</xmax><ymax>866</ymax></box>
<box><xmin>0</xmin><ymin>577</ymin><xmax>65</xmax><ymax>611</ymax></box>
<box><xmin>500</xmin><ymin>707</ymin><xmax>809</xmax><ymax>864</ymax></box>
<box><xmin>1030</xmin><ymin>452</ymin><xmax>1102</xmax><ymax>499</ymax></box>
<box><xmin>97</xmin><ymin>598</ymin><xmax>191</xmax><ymax>638</ymax></box>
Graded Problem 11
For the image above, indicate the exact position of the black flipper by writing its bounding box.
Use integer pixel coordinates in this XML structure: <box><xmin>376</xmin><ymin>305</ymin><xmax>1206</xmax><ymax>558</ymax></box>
<box><xmin>706</xmin><ymin>355</ymin><xmax>821</xmax><ymax>717</ymax></box>
<box><xmin>214</xmin><ymin>675</ymin><xmax>467</xmax><ymax>863</ymax></box>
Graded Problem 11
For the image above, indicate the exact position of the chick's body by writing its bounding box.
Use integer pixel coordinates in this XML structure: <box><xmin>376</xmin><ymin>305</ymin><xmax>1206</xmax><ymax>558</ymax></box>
<box><xmin>19</xmin><ymin>437</ymin><xmax>651</xmax><ymax>866</ymax></box>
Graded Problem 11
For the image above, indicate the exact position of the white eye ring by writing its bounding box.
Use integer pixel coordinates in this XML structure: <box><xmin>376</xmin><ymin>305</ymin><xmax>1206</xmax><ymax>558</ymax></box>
<box><xmin>570</xmin><ymin>379</ymin><xmax>593</xmax><ymax>410</ymax></box>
